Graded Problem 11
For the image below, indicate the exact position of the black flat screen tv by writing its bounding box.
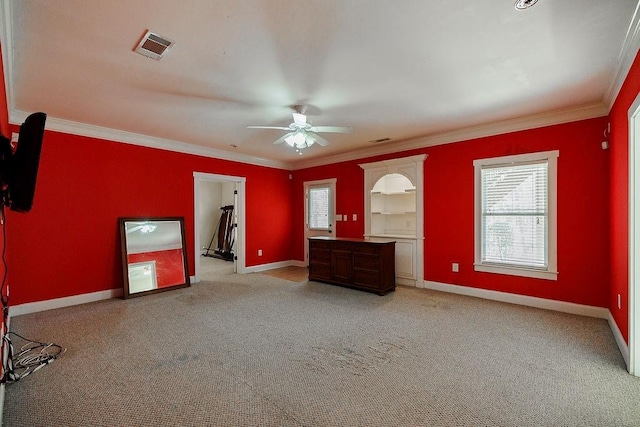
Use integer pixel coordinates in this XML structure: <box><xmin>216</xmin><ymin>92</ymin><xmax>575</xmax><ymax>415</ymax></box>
<box><xmin>0</xmin><ymin>112</ymin><xmax>47</xmax><ymax>213</ymax></box>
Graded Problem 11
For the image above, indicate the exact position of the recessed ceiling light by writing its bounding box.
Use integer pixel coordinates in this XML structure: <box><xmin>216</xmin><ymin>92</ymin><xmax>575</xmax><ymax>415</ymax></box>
<box><xmin>514</xmin><ymin>0</ymin><xmax>538</xmax><ymax>11</ymax></box>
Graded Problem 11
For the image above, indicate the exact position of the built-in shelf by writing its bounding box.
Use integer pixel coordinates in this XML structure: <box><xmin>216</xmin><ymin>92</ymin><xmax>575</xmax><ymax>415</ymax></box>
<box><xmin>360</xmin><ymin>154</ymin><xmax>426</xmax><ymax>287</ymax></box>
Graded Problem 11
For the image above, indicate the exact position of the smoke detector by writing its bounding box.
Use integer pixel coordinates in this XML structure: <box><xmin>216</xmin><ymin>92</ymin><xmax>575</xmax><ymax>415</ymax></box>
<box><xmin>514</xmin><ymin>0</ymin><xmax>538</xmax><ymax>10</ymax></box>
<box><xmin>134</xmin><ymin>30</ymin><xmax>175</xmax><ymax>60</ymax></box>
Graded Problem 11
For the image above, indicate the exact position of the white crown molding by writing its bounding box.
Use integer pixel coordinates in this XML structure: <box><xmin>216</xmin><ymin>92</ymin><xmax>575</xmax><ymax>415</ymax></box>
<box><xmin>605</xmin><ymin>0</ymin><xmax>640</xmax><ymax>110</ymax></box>
<box><xmin>9</xmin><ymin>110</ymin><xmax>293</xmax><ymax>170</ymax></box>
<box><xmin>291</xmin><ymin>102</ymin><xmax>608</xmax><ymax>170</ymax></box>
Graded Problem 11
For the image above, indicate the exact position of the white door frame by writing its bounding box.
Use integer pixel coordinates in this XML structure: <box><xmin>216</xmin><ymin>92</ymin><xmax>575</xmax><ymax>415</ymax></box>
<box><xmin>193</xmin><ymin>172</ymin><xmax>247</xmax><ymax>282</ymax></box>
<box><xmin>629</xmin><ymin>93</ymin><xmax>640</xmax><ymax>376</ymax></box>
<box><xmin>303</xmin><ymin>178</ymin><xmax>336</xmax><ymax>266</ymax></box>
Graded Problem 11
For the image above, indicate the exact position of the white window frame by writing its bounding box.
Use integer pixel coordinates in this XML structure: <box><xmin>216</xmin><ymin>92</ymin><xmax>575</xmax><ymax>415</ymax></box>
<box><xmin>473</xmin><ymin>150</ymin><xmax>559</xmax><ymax>280</ymax></box>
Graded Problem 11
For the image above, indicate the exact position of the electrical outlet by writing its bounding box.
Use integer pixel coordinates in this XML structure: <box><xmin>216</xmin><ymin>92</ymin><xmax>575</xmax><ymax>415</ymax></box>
<box><xmin>452</xmin><ymin>263</ymin><xmax>459</xmax><ymax>273</ymax></box>
<box><xmin>258</xmin><ymin>249</ymin><xmax>262</xmax><ymax>256</ymax></box>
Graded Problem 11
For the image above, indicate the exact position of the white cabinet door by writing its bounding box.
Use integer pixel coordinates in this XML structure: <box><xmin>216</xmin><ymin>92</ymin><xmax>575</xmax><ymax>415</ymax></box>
<box><xmin>394</xmin><ymin>239</ymin><xmax>416</xmax><ymax>280</ymax></box>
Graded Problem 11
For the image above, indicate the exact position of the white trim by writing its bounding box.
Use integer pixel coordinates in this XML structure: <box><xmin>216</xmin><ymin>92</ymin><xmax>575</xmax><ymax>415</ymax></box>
<box><xmin>303</xmin><ymin>178</ymin><xmax>337</xmax><ymax>266</ymax></box>
<box><xmin>193</xmin><ymin>172</ymin><xmax>247</xmax><ymax>282</ymax></box>
<box><xmin>422</xmin><ymin>280</ymin><xmax>609</xmax><ymax>319</ymax></box>
<box><xmin>473</xmin><ymin>264</ymin><xmax>558</xmax><ymax>281</ymax></box>
<box><xmin>292</xmin><ymin>103</ymin><xmax>607</xmax><ymax>171</ymax></box>
<box><xmin>25</xmin><ymin>114</ymin><xmax>291</xmax><ymax>170</ymax></box>
<box><xmin>244</xmin><ymin>260</ymin><xmax>305</xmax><ymax>273</ymax></box>
<box><xmin>628</xmin><ymin>92</ymin><xmax>640</xmax><ymax>376</ymax></box>
<box><xmin>0</xmin><ymin>0</ymin><xmax>15</xmax><ymax>117</ymax></box>
<box><xmin>605</xmin><ymin>1</ymin><xmax>640</xmax><ymax>109</ymax></box>
<box><xmin>9</xmin><ymin>289</ymin><xmax>122</xmax><ymax>317</ymax></box>
<box><xmin>609</xmin><ymin>309</ymin><xmax>630</xmax><ymax>369</ymax></box>
<box><xmin>473</xmin><ymin>150</ymin><xmax>559</xmax><ymax>280</ymax></box>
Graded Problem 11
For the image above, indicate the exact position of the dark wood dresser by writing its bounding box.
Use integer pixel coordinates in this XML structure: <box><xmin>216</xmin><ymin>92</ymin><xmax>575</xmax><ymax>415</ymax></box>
<box><xmin>308</xmin><ymin>237</ymin><xmax>396</xmax><ymax>295</ymax></box>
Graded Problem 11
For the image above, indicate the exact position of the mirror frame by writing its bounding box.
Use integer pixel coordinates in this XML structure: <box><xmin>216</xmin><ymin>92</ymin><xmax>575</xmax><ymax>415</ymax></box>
<box><xmin>119</xmin><ymin>216</ymin><xmax>191</xmax><ymax>299</ymax></box>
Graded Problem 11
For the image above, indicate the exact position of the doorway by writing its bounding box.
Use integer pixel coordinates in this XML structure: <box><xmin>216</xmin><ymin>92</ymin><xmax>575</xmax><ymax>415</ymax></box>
<box><xmin>629</xmin><ymin>93</ymin><xmax>640</xmax><ymax>376</ymax></box>
<box><xmin>303</xmin><ymin>179</ymin><xmax>336</xmax><ymax>266</ymax></box>
<box><xmin>193</xmin><ymin>172</ymin><xmax>246</xmax><ymax>282</ymax></box>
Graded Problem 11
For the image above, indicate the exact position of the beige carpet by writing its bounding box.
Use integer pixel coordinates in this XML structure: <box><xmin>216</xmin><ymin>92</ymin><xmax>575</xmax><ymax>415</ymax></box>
<box><xmin>3</xmin><ymin>270</ymin><xmax>640</xmax><ymax>426</ymax></box>
<box><xmin>259</xmin><ymin>266</ymin><xmax>309</xmax><ymax>282</ymax></box>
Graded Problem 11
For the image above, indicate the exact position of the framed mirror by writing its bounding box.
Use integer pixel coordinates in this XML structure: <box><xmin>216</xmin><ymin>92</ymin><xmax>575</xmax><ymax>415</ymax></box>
<box><xmin>119</xmin><ymin>217</ymin><xmax>190</xmax><ymax>299</ymax></box>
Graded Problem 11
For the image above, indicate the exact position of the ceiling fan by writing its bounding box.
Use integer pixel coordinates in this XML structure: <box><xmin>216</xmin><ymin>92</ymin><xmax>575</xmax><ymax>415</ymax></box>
<box><xmin>247</xmin><ymin>105</ymin><xmax>352</xmax><ymax>153</ymax></box>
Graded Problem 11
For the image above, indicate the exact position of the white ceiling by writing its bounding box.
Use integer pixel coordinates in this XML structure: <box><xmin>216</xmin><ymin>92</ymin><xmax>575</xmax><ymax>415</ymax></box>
<box><xmin>2</xmin><ymin>0</ymin><xmax>638</xmax><ymax>170</ymax></box>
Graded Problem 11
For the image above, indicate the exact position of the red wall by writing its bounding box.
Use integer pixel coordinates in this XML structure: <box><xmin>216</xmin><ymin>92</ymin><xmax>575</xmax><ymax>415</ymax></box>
<box><xmin>5</xmin><ymin>130</ymin><xmax>293</xmax><ymax>305</ymax></box>
<box><xmin>128</xmin><ymin>249</ymin><xmax>186</xmax><ymax>288</ymax></box>
<box><xmin>293</xmin><ymin>117</ymin><xmax>611</xmax><ymax>307</ymax></box>
<box><xmin>609</xmin><ymin>50</ymin><xmax>640</xmax><ymax>343</ymax></box>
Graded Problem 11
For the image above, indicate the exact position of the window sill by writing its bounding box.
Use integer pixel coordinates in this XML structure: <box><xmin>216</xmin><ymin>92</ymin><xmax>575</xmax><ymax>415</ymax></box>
<box><xmin>474</xmin><ymin>263</ymin><xmax>558</xmax><ymax>281</ymax></box>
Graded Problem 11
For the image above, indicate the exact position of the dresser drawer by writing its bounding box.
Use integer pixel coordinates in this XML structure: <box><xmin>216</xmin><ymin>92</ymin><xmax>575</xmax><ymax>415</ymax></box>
<box><xmin>331</xmin><ymin>241</ymin><xmax>353</xmax><ymax>252</ymax></box>
<box><xmin>309</xmin><ymin>265</ymin><xmax>332</xmax><ymax>281</ymax></box>
<box><xmin>309</xmin><ymin>239</ymin><xmax>332</xmax><ymax>250</ymax></box>
<box><xmin>353</xmin><ymin>254</ymin><xmax>380</xmax><ymax>271</ymax></box>
<box><xmin>309</xmin><ymin>249</ymin><xmax>331</xmax><ymax>264</ymax></box>
<box><xmin>354</xmin><ymin>243</ymin><xmax>381</xmax><ymax>255</ymax></box>
<box><xmin>353</xmin><ymin>270</ymin><xmax>381</xmax><ymax>288</ymax></box>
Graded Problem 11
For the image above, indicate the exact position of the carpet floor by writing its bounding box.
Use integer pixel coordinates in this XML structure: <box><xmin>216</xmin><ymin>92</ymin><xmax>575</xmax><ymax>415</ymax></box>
<box><xmin>3</xmin><ymin>271</ymin><xmax>640</xmax><ymax>426</ymax></box>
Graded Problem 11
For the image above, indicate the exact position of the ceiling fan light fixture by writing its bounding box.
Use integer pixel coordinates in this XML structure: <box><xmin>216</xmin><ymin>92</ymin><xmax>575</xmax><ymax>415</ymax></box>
<box><xmin>292</xmin><ymin>113</ymin><xmax>307</xmax><ymax>125</ymax></box>
<box><xmin>285</xmin><ymin>131</ymin><xmax>306</xmax><ymax>147</ymax></box>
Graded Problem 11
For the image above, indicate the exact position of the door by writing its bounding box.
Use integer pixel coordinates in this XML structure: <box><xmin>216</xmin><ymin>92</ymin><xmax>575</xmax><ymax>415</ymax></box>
<box><xmin>304</xmin><ymin>179</ymin><xmax>336</xmax><ymax>266</ymax></box>
<box><xmin>193</xmin><ymin>172</ymin><xmax>246</xmax><ymax>282</ymax></box>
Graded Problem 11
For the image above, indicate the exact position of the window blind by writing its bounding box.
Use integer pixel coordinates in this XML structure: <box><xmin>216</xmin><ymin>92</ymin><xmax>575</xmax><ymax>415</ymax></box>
<box><xmin>308</xmin><ymin>187</ymin><xmax>330</xmax><ymax>229</ymax></box>
<box><xmin>481</xmin><ymin>160</ymin><xmax>548</xmax><ymax>268</ymax></box>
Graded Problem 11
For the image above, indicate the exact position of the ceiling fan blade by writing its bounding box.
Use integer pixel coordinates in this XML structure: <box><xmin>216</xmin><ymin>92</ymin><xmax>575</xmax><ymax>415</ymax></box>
<box><xmin>273</xmin><ymin>132</ymin><xmax>294</xmax><ymax>145</ymax></box>
<box><xmin>247</xmin><ymin>125</ymin><xmax>291</xmax><ymax>130</ymax></box>
<box><xmin>292</xmin><ymin>113</ymin><xmax>307</xmax><ymax>126</ymax></box>
<box><xmin>310</xmin><ymin>126</ymin><xmax>352</xmax><ymax>133</ymax></box>
<box><xmin>313</xmin><ymin>134</ymin><xmax>331</xmax><ymax>146</ymax></box>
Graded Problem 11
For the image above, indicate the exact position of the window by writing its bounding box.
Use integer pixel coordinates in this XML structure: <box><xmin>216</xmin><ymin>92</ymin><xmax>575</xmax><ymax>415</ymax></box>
<box><xmin>474</xmin><ymin>151</ymin><xmax>559</xmax><ymax>280</ymax></box>
<box><xmin>308</xmin><ymin>186</ymin><xmax>332</xmax><ymax>230</ymax></box>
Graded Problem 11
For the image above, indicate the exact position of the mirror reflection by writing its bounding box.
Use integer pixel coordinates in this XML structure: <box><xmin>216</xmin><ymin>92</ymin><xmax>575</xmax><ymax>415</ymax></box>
<box><xmin>119</xmin><ymin>217</ymin><xmax>190</xmax><ymax>298</ymax></box>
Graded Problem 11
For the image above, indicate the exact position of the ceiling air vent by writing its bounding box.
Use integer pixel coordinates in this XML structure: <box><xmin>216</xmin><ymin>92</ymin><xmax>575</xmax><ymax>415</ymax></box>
<box><xmin>369</xmin><ymin>137</ymin><xmax>392</xmax><ymax>144</ymax></box>
<box><xmin>134</xmin><ymin>30</ymin><xmax>174</xmax><ymax>60</ymax></box>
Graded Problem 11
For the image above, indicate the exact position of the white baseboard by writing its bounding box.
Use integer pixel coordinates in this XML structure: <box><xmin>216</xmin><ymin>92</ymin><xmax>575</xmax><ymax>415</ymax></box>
<box><xmin>10</xmin><ymin>288</ymin><xmax>123</xmax><ymax>317</ymax></box>
<box><xmin>421</xmin><ymin>280</ymin><xmax>609</xmax><ymax>319</ymax></box>
<box><xmin>607</xmin><ymin>310</ymin><xmax>630</xmax><ymax>369</ymax></box>
<box><xmin>244</xmin><ymin>259</ymin><xmax>305</xmax><ymax>273</ymax></box>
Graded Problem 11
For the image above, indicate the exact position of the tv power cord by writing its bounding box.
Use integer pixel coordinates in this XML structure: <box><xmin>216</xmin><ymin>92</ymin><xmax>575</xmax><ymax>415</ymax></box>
<box><xmin>2</xmin><ymin>332</ymin><xmax>65</xmax><ymax>383</ymax></box>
